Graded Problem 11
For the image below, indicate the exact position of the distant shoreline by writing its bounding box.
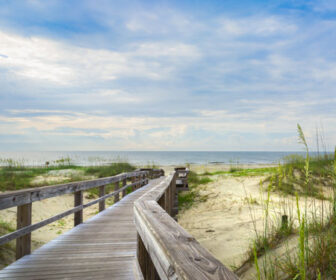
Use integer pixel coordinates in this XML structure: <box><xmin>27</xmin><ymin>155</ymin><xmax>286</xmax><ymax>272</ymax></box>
<box><xmin>0</xmin><ymin>151</ymin><xmax>326</xmax><ymax>167</ymax></box>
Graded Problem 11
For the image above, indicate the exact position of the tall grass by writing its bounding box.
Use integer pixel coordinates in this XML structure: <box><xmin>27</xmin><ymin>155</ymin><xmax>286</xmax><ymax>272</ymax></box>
<box><xmin>84</xmin><ymin>162</ymin><xmax>135</xmax><ymax>178</ymax></box>
<box><xmin>239</xmin><ymin>125</ymin><xmax>336</xmax><ymax>279</ymax></box>
<box><xmin>0</xmin><ymin>160</ymin><xmax>136</xmax><ymax>192</ymax></box>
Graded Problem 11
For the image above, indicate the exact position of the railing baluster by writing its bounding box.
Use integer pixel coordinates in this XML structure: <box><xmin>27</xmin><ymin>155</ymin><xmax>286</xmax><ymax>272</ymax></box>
<box><xmin>16</xmin><ymin>203</ymin><xmax>32</xmax><ymax>260</ymax></box>
<box><xmin>114</xmin><ymin>181</ymin><xmax>120</xmax><ymax>202</ymax></box>
<box><xmin>99</xmin><ymin>185</ymin><xmax>106</xmax><ymax>212</ymax></box>
<box><xmin>74</xmin><ymin>191</ymin><xmax>83</xmax><ymax>226</ymax></box>
<box><xmin>122</xmin><ymin>178</ymin><xmax>127</xmax><ymax>198</ymax></box>
<box><xmin>132</xmin><ymin>176</ymin><xmax>136</xmax><ymax>191</ymax></box>
<box><xmin>137</xmin><ymin>233</ymin><xmax>160</xmax><ymax>280</ymax></box>
<box><xmin>0</xmin><ymin>169</ymin><xmax>165</xmax><ymax>263</ymax></box>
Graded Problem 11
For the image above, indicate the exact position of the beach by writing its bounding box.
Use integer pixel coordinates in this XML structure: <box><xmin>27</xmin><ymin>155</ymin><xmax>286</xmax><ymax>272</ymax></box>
<box><xmin>176</xmin><ymin>164</ymin><xmax>333</xmax><ymax>279</ymax></box>
<box><xmin>0</xmin><ymin>162</ymin><xmax>332</xmax><ymax>277</ymax></box>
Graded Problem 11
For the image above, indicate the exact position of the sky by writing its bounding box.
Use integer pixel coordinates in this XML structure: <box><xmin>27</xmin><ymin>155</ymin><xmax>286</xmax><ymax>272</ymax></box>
<box><xmin>0</xmin><ymin>0</ymin><xmax>335</xmax><ymax>151</ymax></box>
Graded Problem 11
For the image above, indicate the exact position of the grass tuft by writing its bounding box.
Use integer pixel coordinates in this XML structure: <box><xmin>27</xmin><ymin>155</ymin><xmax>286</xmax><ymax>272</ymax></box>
<box><xmin>178</xmin><ymin>171</ymin><xmax>212</xmax><ymax>209</ymax></box>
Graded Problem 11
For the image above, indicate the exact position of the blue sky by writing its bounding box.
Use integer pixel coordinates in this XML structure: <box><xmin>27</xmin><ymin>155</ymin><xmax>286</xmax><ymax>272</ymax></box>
<box><xmin>0</xmin><ymin>0</ymin><xmax>335</xmax><ymax>151</ymax></box>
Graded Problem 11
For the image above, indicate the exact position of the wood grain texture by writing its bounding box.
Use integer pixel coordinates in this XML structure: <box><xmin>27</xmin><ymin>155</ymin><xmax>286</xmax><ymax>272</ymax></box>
<box><xmin>0</xmin><ymin>171</ymin><xmax>149</xmax><ymax>210</ymax></box>
<box><xmin>114</xmin><ymin>182</ymin><xmax>120</xmax><ymax>203</ymax></box>
<box><xmin>134</xmin><ymin>172</ymin><xmax>238</xmax><ymax>280</ymax></box>
<box><xmin>74</xmin><ymin>191</ymin><xmax>83</xmax><ymax>226</ymax></box>
<box><xmin>0</xmin><ymin>177</ymin><xmax>166</xmax><ymax>280</ymax></box>
<box><xmin>0</xmin><ymin>179</ymin><xmax>149</xmax><ymax>246</ymax></box>
<box><xmin>99</xmin><ymin>185</ymin><xmax>106</xmax><ymax>212</ymax></box>
<box><xmin>122</xmin><ymin>178</ymin><xmax>127</xmax><ymax>197</ymax></box>
<box><xmin>1</xmin><ymin>168</ymin><xmax>236</xmax><ymax>280</ymax></box>
<box><xmin>16</xmin><ymin>203</ymin><xmax>32</xmax><ymax>260</ymax></box>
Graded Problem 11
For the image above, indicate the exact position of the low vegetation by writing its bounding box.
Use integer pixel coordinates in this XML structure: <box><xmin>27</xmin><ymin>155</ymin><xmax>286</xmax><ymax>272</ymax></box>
<box><xmin>265</xmin><ymin>155</ymin><xmax>333</xmax><ymax>199</ymax></box>
<box><xmin>84</xmin><ymin>162</ymin><xmax>135</xmax><ymax>178</ymax></box>
<box><xmin>0</xmin><ymin>221</ymin><xmax>15</xmax><ymax>268</ymax></box>
<box><xmin>0</xmin><ymin>159</ymin><xmax>136</xmax><ymax>192</ymax></box>
<box><xmin>178</xmin><ymin>171</ymin><xmax>212</xmax><ymax>209</ymax></box>
<box><xmin>201</xmin><ymin>167</ymin><xmax>277</xmax><ymax>177</ymax></box>
<box><xmin>239</xmin><ymin>125</ymin><xmax>336</xmax><ymax>280</ymax></box>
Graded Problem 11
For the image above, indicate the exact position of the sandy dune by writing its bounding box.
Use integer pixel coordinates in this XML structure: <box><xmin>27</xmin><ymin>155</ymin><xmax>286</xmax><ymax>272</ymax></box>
<box><xmin>177</xmin><ymin>172</ymin><xmax>332</xmax><ymax>279</ymax></box>
<box><xmin>178</xmin><ymin>175</ymin><xmax>266</xmax><ymax>269</ymax></box>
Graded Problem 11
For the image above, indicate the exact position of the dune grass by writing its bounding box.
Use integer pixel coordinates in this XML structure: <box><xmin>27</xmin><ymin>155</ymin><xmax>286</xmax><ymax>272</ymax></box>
<box><xmin>178</xmin><ymin>171</ymin><xmax>212</xmax><ymax>209</ymax></box>
<box><xmin>238</xmin><ymin>125</ymin><xmax>336</xmax><ymax>279</ymax></box>
<box><xmin>201</xmin><ymin>167</ymin><xmax>277</xmax><ymax>177</ymax></box>
<box><xmin>0</xmin><ymin>220</ymin><xmax>15</xmax><ymax>268</ymax></box>
<box><xmin>84</xmin><ymin>162</ymin><xmax>135</xmax><ymax>178</ymax></box>
<box><xmin>0</xmin><ymin>164</ymin><xmax>81</xmax><ymax>192</ymax></box>
<box><xmin>265</xmin><ymin>155</ymin><xmax>333</xmax><ymax>199</ymax></box>
<box><xmin>0</xmin><ymin>159</ymin><xmax>136</xmax><ymax>192</ymax></box>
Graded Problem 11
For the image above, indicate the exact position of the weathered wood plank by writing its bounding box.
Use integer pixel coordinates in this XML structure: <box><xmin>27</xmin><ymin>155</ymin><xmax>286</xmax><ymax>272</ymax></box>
<box><xmin>74</xmin><ymin>191</ymin><xmax>83</xmax><ymax>226</ymax></box>
<box><xmin>99</xmin><ymin>185</ymin><xmax>106</xmax><ymax>212</ymax></box>
<box><xmin>134</xmin><ymin>172</ymin><xmax>238</xmax><ymax>280</ymax></box>
<box><xmin>135</xmin><ymin>199</ymin><xmax>238</xmax><ymax>280</ymax></box>
<box><xmin>122</xmin><ymin>178</ymin><xmax>127</xmax><ymax>198</ymax></box>
<box><xmin>114</xmin><ymin>182</ymin><xmax>120</xmax><ymax>203</ymax></box>
<box><xmin>0</xmin><ymin>171</ymin><xmax>149</xmax><ymax>210</ymax></box>
<box><xmin>16</xmin><ymin>203</ymin><xmax>32</xmax><ymax>260</ymax></box>
<box><xmin>137</xmin><ymin>233</ymin><xmax>160</xmax><ymax>280</ymax></box>
<box><xmin>0</xmin><ymin>177</ymin><xmax>165</xmax><ymax>280</ymax></box>
<box><xmin>0</xmin><ymin>179</ymin><xmax>148</xmax><ymax>246</ymax></box>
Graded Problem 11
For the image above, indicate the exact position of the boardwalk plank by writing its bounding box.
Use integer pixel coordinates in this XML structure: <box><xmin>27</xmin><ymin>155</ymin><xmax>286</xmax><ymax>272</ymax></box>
<box><xmin>0</xmin><ymin>177</ymin><xmax>165</xmax><ymax>280</ymax></box>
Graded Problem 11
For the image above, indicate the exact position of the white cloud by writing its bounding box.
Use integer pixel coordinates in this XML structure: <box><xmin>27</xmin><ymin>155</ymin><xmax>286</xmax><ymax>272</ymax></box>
<box><xmin>0</xmin><ymin>30</ymin><xmax>200</xmax><ymax>86</ymax></box>
<box><xmin>217</xmin><ymin>16</ymin><xmax>297</xmax><ymax>37</ymax></box>
<box><xmin>134</xmin><ymin>42</ymin><xmax>200</xmax><ymax>58</ymax></box>
<box><xmin>1</xmin><ymin>5</ymin><xmax>336</xmax><ymax>151</ymax></box>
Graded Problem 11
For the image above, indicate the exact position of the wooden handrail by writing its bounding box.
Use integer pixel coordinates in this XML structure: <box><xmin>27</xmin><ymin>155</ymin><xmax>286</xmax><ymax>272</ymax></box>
<box><xmin>0</xmin><ymin>168</ymin><xmax>164</xmax><ymax>260</ymax></box>
<box><xmin>0</xmin><ymin>170</ymin><xmax>149</xmax><ymax>210</ymax></box>
<box><xmin>134</xmin><ymin>172</ymin><xmax>238</xmax><ymax>280</ymax></box>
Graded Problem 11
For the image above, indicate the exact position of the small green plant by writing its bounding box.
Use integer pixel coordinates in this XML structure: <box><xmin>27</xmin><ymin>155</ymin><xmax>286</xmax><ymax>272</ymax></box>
<box><xmin>178</xmin><ymin>171</ymin><xmax>212</xmax><ymax>210</ymax></box>
<box><xmin>253</xmin><ymin>243</ymin><xmax>261</xmax><ymax>280</ymax></box>
<box><xmin>201</xmin><ymin>167</ymin><xmax>277</xmax><ymax>177</ymax></box>
<box><xmin>0</xmin><ymin>220</ymin><xmax>16</xmax><ymax>267</ymax></box>
<box><xmin>296</xmin><ymin>194</ymin><xmax>306</xmax><ymax>280</ymax></box>
<box><xmin>57</xmin><ymin>219</ymin><xmax>66</xmax><ymax>227</ymax></box>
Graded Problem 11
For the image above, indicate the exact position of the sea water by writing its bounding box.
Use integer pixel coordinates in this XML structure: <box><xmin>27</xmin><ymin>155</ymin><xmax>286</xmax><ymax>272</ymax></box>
<box><xmin>0</xmin><ymin>151</ymin><xmax>320</xmax><ymax>166</ymax></box>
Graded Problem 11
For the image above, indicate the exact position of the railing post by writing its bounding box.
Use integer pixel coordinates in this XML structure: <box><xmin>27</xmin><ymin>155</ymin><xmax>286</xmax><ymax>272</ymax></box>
<box><xmin>141</xmin><ymin>173</ymin><xmax>146</xmax><ymax>187</ymax></box>
<box><xmin>114</xmin><ymin>181</ymin><xmax>120</xmax><ymax>203</ymax></box>
<box><xmin>168</xmin><ymin>180</ymin><xmax>173</xmax><ymax>216</ymax></box>
<box><xmin>140</xmin><ymin>173</ymin><xmax>144</xmax><ymax>187</ymax></box>
<box><xmin>145</xmin><ymin>172</ymin><xmax>149</xmax><ymax>185</ymax></box>
<box><xmin>137</xmin><ymin>174</ymin><xmax>141</xmax><ymax>188</ymax></box>
<box><xmin>158</xmin><ymin>192</ymin><xmax>165</xmax><ymax>209</ymax></box>
<box><xmin>132</xmin><ymin>176</ymin><xmax>136</xmax><ymax>191</ymax></box>
<box><xmin>16</xmin><ymin>203</ymin><xmax>32</xmax><ymax>260</ymax></box>
<box><xmin>99</xmin><ymin>185</ymin><xmax>106</xmax><ymax>212</ymax></box>
<box><xmin>137</xmin><ymin>233</ymin><xmax>160</xmax><ymax>280</ymax></box>
<box><xmin>122</xmin><ymin>178</ymin><xmax>127</xmax><ymax>197</ymax></box>
<box><xmin>74</xmin><ymin>191</ymin><xmax>83</xmax><ymax>226</ymax></box>
<box><xmin>173</xmin><ymin>172</ymin><xmax>178</xmax><ymax>218</ymax></box>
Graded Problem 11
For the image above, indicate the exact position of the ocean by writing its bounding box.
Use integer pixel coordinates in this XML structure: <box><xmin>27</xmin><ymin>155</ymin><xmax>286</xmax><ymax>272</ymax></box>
<box><xmin>0</xmin><ymin>151</ymin><xmax>319</xmax><ymax>166</ymax></box>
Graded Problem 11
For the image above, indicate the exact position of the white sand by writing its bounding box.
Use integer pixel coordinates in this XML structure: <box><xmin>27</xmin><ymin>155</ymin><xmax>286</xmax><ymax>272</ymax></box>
<box><xmin>177</xmin><ymin>171</ymin><xmax>333</xmax><ymax>278</ymax></box>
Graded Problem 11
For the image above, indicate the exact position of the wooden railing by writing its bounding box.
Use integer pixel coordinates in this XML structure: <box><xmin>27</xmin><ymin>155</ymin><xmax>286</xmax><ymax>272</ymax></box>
<box><xmin>134</xmin><ymin>172</ymin><xmax>238</xmax><ymax>280</ymax></box>
<box><xmin>0</xmin><ymin>168</ymin><xmax>164</xmax><ymax>260</ymax></box>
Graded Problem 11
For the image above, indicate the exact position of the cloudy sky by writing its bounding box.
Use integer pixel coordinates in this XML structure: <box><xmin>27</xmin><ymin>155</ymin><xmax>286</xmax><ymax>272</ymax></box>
<box><xmin>0</xmin><ymin>0</ymin><xmax>335</xmax><ymax>151</ymax></box>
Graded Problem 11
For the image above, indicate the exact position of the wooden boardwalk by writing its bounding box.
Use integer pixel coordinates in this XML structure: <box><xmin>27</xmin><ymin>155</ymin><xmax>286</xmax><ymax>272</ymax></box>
<box><xmin>0</xmin><ymin>177</ymin><xmax>165</xmax><ymax>280</ymax></box>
